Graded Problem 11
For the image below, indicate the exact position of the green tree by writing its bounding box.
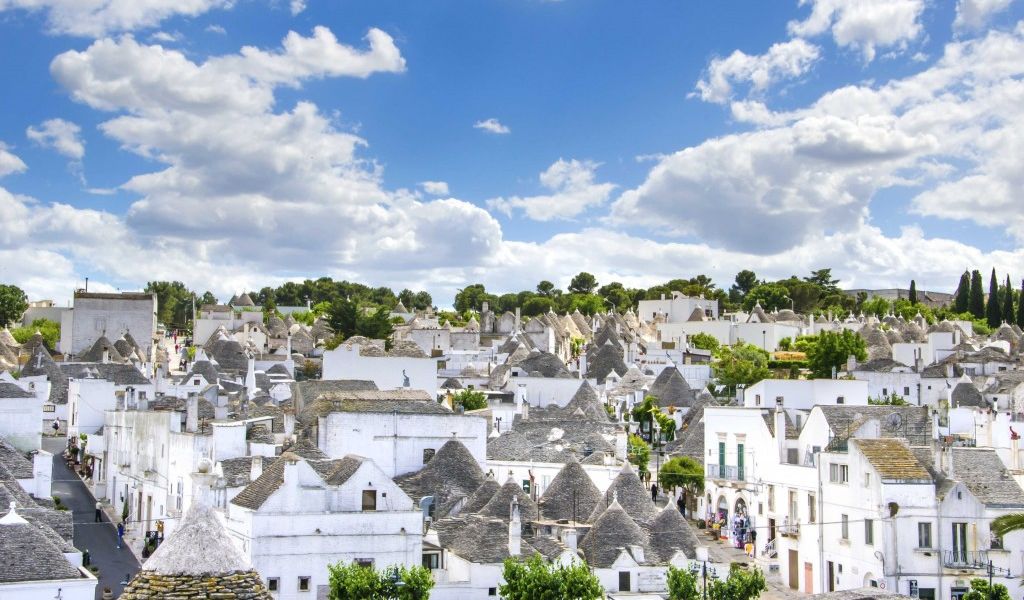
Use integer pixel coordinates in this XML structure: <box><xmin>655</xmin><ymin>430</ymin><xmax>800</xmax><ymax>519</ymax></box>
<box><xmin>1018</xmin><ymin>279</ymin><xmax>1024</xmax><ymax>328</ymax></box>
<box><xmin>522</xmin><ymin>297</ymin><xmax>554</xmax><ymax>317</ymax></box>
<box><xmin>451</xmin><ymin>389</ymin><xmax>487</xmax><ymax>411</ymax></box>
<box><xmin>742</xmin><ymin>283</ymin><xmax>790</xmax><ymax>312</ymax></box>
<box><xmin>598</xmin><ymin>282</ymin><xmax>632</xmax><ymax>310</ymax></box>
<box><xmin>0</xmin><ymin>284</ymin><xmax>28</xmax><ymax>328</ymax></box>
<box><xmin>145</xmin><ymin>281</ymin><xmax>196</xmax><ymax>330</ymax></box>
<box><xmin>627</xmin><ymin>433</ymin><xmax>651</xmax><ymax>473</ymax></box>
<box><xmin>962</xmin><ymin>578</ymin><xmax>1010</xmax><ymax>600</ymax></box>
<box><xmin>804</xmin><ymin>268</ymin><xmax>839</xmax><ymax>293</ymax></box>
<box><xmin>688</xmin><ymin>332</ymin><xmax>720</xmax><ymax>352</ymax></box>
<box><xmin>197</xmin><ymin>291</ymin><xmax>217</xmax><ymax>306</ymax></box>
<box><xmin>729</xmin><ymin>270</ymin><xmax>759</xmax><ymax>304</ymax></box>
<box><xmin>712</xmin><ymin>343</ymin><xmax>771</xmax><ymax>387</ymax></box>
<box><xmin>327</xmin><ymin>298</ymin><xmax>359</xmax><ymax>338</ymax></box>
<box><xmin>1002</xmin><ymin>274</ymin><xmax>1014</xmax><ymax>325</ymax></box>
<box><xmin>909</xmin><ymin>279</ymin><xmax>917</xmax><ymax>305</ymax></box>
<box><xmin>667</xmin><ymin>565</ymin><xmax>767</xmax><ymax>600</ymax></box>
<box><xmin>454</xmin><ymin>284</ymin><xmax>496</xmax><ymax>313</ymax></box>
<box><xmin>869</xmin><ymin>392</ymin><xmax>908</xmax><ymax>405</ymax></box>
<box><xmin>327</xmin><ymin>562</ymin><xmax>434</xmax><ymax>600</ymax></box>
<box><xmin>12</xmin><ymin>318</ymin><xmax>60</xmax><ymax>349</ymax></box>
<box><xmin>499</xmin><ymin>554</ymin><xmax>602</xmax><ymax>600</ymax></box>
<box><xmin>806</xmin><ymin>329</ymin><xmax>867</xmax><ymax>378</ymax></box>
<box><xmin>986</xmin><ymin>268</ymin><xmax>1002</xmax><ymax>327</ymax></box>
<box><xmin>356</xmin><ymin>307</ymin><xmax>395</xmax><ymax>342</ymax></box>
<box><xmin>970</xmin><ymin>269</ymin><xmax>985</xmax><ymax>318</ymax></box>
<box><xmin>536</xmin><ymin>280</ymin><xmax>556</xmax><ymax>297</ymax></box>
<box><xmin>955</xmin><ymin>270</ymin><xmax>971</xmax><ymax>313</ymax></box>
<box><xmin>568</xmin><ymin>272</ymin><xmax>598</xmax><ymax>295</ymax></box>
<box><xmin>564</xmin><ymin>293</ymin><xmax>606</xmax><ymax>316</ymax></box>
<box><xmin>860</xmin><ymin>296</ymin><xmax>890</xmax><ymax>317</ymax></box>
<box><xmin>658</xmin><ymin>456</ymin><xmax>704</xmax><ymax>517</ymax></box>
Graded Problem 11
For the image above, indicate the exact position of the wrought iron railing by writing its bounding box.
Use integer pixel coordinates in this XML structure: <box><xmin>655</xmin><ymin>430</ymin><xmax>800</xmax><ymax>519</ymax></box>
<box><xmin>705</xmin><ymin>464</ymin><xmax>747</xmax><ymax>481</ymax></box>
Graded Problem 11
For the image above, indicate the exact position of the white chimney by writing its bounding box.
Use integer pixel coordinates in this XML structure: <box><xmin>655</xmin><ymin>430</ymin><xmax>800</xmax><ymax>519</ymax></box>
<box><xmin>186</xmin><ymin>395</ymin><xmax>199</xmax><ymax>433</ymax></box>
<box><xmin>250</xmin><ymin>455</ymin><xmax>264</xmax><ymax>481</ymax></box>
<box><xmin>508</xmin><ymin>497</ymin><xmax>522</xmax><ymax>556</ymax></box>
<box><xmin>102</xmin><ymin>347</ymin><xmax>110</xmax><ymax>364</ymax></box>
<box><xmin>775</xmin><ymin>405</ymin><xmax>786</xmax><ymax>462</ymax></box>
<box><xmin>514</xmin><ymin>307</ymin><xmax>521</xmax><ymax>332</ymax></box>
<box><xmin>846</xmin><ymin>354</ymin><xmax>856</xmax><ymax>372</ymax></box>
<box><xmin>563</xmin><ymin>527</ymin><xmax>578</xmax><ymax>551</ymax></box>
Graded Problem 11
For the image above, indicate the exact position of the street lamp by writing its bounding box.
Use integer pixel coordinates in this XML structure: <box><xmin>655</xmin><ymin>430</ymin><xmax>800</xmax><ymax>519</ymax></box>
<box><xmin>388</xmin><ymin>567</ymin><xmax>405</xmax><ymax>600</ymax></box>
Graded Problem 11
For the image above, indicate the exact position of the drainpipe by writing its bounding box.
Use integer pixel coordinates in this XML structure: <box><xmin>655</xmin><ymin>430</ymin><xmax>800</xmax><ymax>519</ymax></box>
<box><xmin>817</xmin><ymin>451</ymin><xmax>824</xmax><ymax>594</ymax></box>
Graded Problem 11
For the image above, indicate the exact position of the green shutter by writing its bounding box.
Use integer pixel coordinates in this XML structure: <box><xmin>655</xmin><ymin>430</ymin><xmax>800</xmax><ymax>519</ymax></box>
<box><xmin>737</xmin><ymin>443</ymin><xmax>745</xmax><ymax>480</ymax></box>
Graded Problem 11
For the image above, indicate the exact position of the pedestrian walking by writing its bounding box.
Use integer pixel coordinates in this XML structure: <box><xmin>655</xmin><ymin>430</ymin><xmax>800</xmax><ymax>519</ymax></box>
<box><xmin>116</xmin><ymin>522</ymin><xmax>125</xmax><ymax>549</ymax></box>
<box><xmin>51</xmin><ymin>418</ymin><xmax>60</xmax><ymax>434</ymax></box>
<box><xmin>651</xmin><ymin>483</ymin><xmax>658</xmax><ymax>501</ymax></box>
<box><xmin>95</xmin><ymin>501</ymin><xmax>102</xmax><ymax>522</ymax></box>
<box><xmin>676</xmin><ymin>494</ymin><xmax>685</xmax><ymax>515</ymax></box>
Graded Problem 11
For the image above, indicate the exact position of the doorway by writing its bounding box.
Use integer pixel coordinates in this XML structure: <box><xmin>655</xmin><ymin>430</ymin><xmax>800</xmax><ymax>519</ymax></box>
<box><xmin>768</xmin><ymin>518</ymin><xmax>776</xmax><ymax>542</ymax></box>
<box><xmin>952</xmin><ymin>522</ymin><xmax>968</xmax><ymax>563</ymax></box>
<box><xmin>827</xmin><ymin>561</ymin><xmax>835</xmax><ymax>592</ymax></box>
<box><xmin>618</xmin><ymin>571</ymin><xmax>630</xmax><ymax>592</ymax></box>
<box><xmin>803</xmin><ymin>562</ymin><xmax>813</xmax><ymax>593</ymax></box>
<box><xmin>788</xmin><ymin>550</ymin><xmax>799</xmax><ymax>589</ymax></box>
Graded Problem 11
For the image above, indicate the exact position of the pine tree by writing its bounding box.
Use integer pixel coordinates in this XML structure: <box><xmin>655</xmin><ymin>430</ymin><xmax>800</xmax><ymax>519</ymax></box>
<box><xmin>1003</xmin><ymin>274</ymin><xmax>1015</xmax><ymax>325</ymax></box>
<box><xmin>969</xmin><ymin>270</ymin><xmax>985</xmax><ymax>318</ymax></box>
<box><xmin>955</xmin><ymin>271</ymin><xmax>970</xmax><ymax>313</ymax></box>
<box><xmin>986</xmin><ymin>269</ymin><xmax>1001</xmax><ymax>328</ymax></box>
<box><xmin>1018</xmin><ymin>280</ymin><xmax>1024</xmax><ymax>328</ymax></box>
<box><xmin>909</xmin><ymin>280</ymin><xmax>918</xmax><ymax>305</ymax></box>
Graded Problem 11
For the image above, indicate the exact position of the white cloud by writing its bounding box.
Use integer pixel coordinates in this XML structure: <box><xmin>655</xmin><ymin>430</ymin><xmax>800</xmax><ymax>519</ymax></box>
<box><xmin>488</xmin><ymin>159</ymin><xmax>616</xmax><ymax>221</ymax></box>
<box><xmin>26</xmin><ymin>118</ymin><xmax>85</xmax><ymax>160</ymax></box>
<box><xmin>419</xmin><ymin>181</ymin><xmax>449</xmax><ymax>195</ymax></box>
<box><xmin>205</xmin><ymin>24</ymin><xmax>226</xmax><ymax>34</ymax></box>
<box><xmin>473</xmin><ymin>118</ymin><xmax>510</xmax><ymax>134</ymax></box>
<box><xmin>0</xmin><ymin>143</ymin><xmax>27</xmax><ymax>178</ymax></box>
<box><xmin>0</xmin><ymin>0</ymin><xmax>233</xmax><ymax>37</ymax></box>
<box><xmin>954</xmin><ymin>0</ymin><xmax>1014</xmax><ymax>31</ymax></box>
<box><xmin>615</xmin><ymin>25</ymin><xmax>1024</xmax><ymax>254</ymax></box>
<box><xmin>290</xmin><ymin>0</ymin><xmax>306</xmax><ymax>15</ymax></box>
<box><xmin>694</xmin><ymin>39</ymin><xmax>821</xmax><ymax>104</ymax></box>
<box><xmin>149</xmin><ymin>30</ymin><xmax>182</xmax><ymax>43</ymax></box>
<box><xmin>788</xmin><ymin>0</ymin><xmax>926</xmax><ymax>61</ymax></box>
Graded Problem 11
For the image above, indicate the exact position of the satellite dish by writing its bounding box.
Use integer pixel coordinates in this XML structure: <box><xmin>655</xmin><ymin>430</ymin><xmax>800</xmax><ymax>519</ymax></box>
<box><xmin>886</xmin><ymin>413</ymin><xmax>903</xmax><ymax>431</ymax></box>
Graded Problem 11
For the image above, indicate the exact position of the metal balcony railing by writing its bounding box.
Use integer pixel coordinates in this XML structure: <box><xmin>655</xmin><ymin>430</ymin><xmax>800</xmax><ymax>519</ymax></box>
<box><xmin>942</xmin><ymin>550</ymin><xmax>999</xmax><ymax>572</ymax></box>
<box><xmin>779</xmin><ymin>522</ymin><xmax>800</xmax><ymax>538</ymax></box>
<box><xmin>706</xmin><ymin>464</ymin><xmax>747</xmax><ymax>481</ymax></box>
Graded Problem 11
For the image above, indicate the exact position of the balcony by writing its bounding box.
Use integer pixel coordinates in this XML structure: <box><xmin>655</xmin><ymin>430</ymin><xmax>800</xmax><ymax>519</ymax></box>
<box><xmin>706</xmin><ymin>464</ymin><xmax>747</xmax><ymax>482</ymax></box>
<box><xmin>779</xmin><ymin>521</ymin><xmax>800</xmax><ymax>538</ymax></box>
<box><xmin>942</xmin><ymin>550</ymin><xmax>1009</xmax><ymax>575</ymax></box>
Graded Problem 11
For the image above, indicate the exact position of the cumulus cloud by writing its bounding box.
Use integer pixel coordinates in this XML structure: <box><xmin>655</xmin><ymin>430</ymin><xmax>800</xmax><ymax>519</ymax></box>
<box><xmin>290</xmin><ymin>0</ymin><xmax>306</xmax><ymax>15</ymax></box>
<box><xmin>614</xmin><ymin>25</ymin><xmax>1024</xmax><ymax>254</ymax></box>
<box><xmin>26</xmin><ymin>118</ymin><xmax>85</xmax><ymax>160</ymax></box>
<box><xmin>473</xmin><ymin>118</ymin><xmax>510</xmax><ymax>134</ymax></box>
<box><xmin>694</xmin><ymin>39</ymin><xmax>820</xmax><ymax>104</ymax></box>
<box><xmin>420</xmin><ymin>181</ymin><xmax>449</xmax><ymax>195</ymax></box>
<box><xmin>788</xmin><ymin>0</ymin><xmax>926</xmax><ymax>60</ymax></box>
<box><xmin>205</xmin><ymin>24</ymin><xmax>226</xmax><ymax>34</ymax></box>
<box><xmin>0</xmin><ymin>143</ymin><xmax>27</xmax><ymax>177</ymax></box>
<box><xmin>488</xmin><ymin>159</ymin><xmax>616</xmax><ymax>221</ymax></box>
<box><xmin>0</xmin><ymin>0</ymin><xmax>233</xmax><ymax>37</ymax></box>
<box><xmin>954</xmin><ymin>0</ymin><xmax>1014</xmax><ymax>31</ymax></box>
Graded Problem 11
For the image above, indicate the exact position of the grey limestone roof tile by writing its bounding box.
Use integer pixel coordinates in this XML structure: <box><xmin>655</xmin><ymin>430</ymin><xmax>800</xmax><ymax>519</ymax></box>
<box><xmin>460</xmin><ymin>475</ymin><xmax>500</xmax><ymax>515</ymax></box>
<box><xmin>486</xmin><ymin>419</ymin><xmax>618</xmax><ymax>463</ymax></box>
<box><xmin>79</xmin><ymin>335</ymin><xmax>125</xmax><ymax>363</ymax></box>
<box><xmin>477</xmin><ymin>478</ymin><xmax>539</xmax><ymax>522</ymax></box>
<box><xmin>950</xmin><ymin>447</ymin><xmax>1024</xmax><ymax>507</ymax></box>
<box><xmin>0</xmin><ymin>516</ymin><xmax>83</xmax><ymax>583</ymax></box>
<box><xmin>20</xmin><ymin>348</ymin><xmax>67</xmax><ymax>404</ymax></box>
<box><xmin>579</xmin><ymin>499</ymin><xmax>651</xmax><ymax>568</ymax></box>
<box><xmin>951</xmin><ymin>381</ymin><xmax>986</xmax><ymax>408</ymax></box>
<box><xmin>645</xmin><ymin>505</ymin><xmax>700</xmax><ymax>563</ymax></box>
<box><xmin>61</xmin><ymin>363</ymin><xmax>152</xmax><ymax>386</ymax></box>
<box><xmin>395</xmin><ymin>439</ymin><xmax>485</xmax><ymax>509</ymax></box>
<box><xmin>586</xmin><ymin>343</ymin><xmax>628</xmax><ymax>383</ymax></box>
<box><xmin>0</xmin><ymin>382</ymin><xmax>34</xmax><ymax>398</ymax></box>
<box><xmin>517</xmin><ymin>352</ymin><xmax>572</xmax><ymax>378</ymax></box>
<box><xmin>289</xmin><ymin>379</ymin><xmax>378</xmax><ymax>411</ymax></box>
<box><xmin>219</xmin><ymin>456</ymin><xmax>258</xmax><ymax>488</ymax></box>
<box><xmin>650</xmin><ymin>367</ymin><xmax>696</xmax><ymax>408</ymax></box>
<box><xmin>588</xmin><ymin>463</ymin><xmax>659</xmax><ymax>524</ymax></box>
<box><xmin>0</xmin><ymin>439</ymin><xmax>35</xmax><ymax>479</ymax></box>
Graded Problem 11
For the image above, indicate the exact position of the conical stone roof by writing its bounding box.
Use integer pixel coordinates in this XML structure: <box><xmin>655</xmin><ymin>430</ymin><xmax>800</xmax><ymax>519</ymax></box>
<box><xmin>395</xmin><ymin>440</ymin><xmax>485</xmax><ymax>514</ymax></box>
<box><xmin>585</xmin><ymin>342</ymin><xmax>628</xmax><ymax>383</ymax></box>
<box><xmin>646</xmin><ymin>505</ymin><xmax>700</xmax><ymax>563</ymax></box>
<box><xmin>579</xmin><ymin>497</ymin><xmax>650</xmax><ymax>568</ymax></box>
<box><xmin>588</xmin><ymin>462</ymin><xmax>658</xmax><ymax>524</ymax></box>
<box><xmin>538</xmin><ymin>455</ymin><xmax>602</xmax><ymax>522</ymax></box>
<box><xmin>461</xmin><ymin>474</ymin><xmax>500</xmax><ymax>514</ymax></box>
<box><xmin>478</xmin><ymin>477</ymin><xmax>539</xmax><ymax>522</ymax></box>
<box><xmin>562</xmin><ymin>381</ymin><xmax>609</xmax><ymax>421</ymax></box>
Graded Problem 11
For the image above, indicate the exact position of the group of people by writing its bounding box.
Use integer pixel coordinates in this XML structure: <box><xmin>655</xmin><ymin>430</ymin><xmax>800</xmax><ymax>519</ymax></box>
<box><xmin>706</xmin><ymin>509</ymin><xmax>758</xmax><ymax>556</ymax></box>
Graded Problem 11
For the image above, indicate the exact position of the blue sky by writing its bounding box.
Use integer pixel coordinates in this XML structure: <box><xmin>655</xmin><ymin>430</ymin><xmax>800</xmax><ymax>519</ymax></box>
<box><xmin>1</xmin><ymin>0</ymin><xmax>1023</xmax><ymax>306</ymax></box>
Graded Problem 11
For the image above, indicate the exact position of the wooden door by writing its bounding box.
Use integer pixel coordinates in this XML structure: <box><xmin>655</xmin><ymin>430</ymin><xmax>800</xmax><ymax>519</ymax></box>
<box><xmin>827</xmin><ymin>561</ymin><xmax>835</xmax><ymax>592</ymax></box>
<box><xmin>804</xmin><ymin>562</ymin><xmax>813</xmax><ymax>593</ymax></box>
<box><xmin>788</xmin><ymin>550</ymin><xmax>799</xmax><ymax>589</ymax></box>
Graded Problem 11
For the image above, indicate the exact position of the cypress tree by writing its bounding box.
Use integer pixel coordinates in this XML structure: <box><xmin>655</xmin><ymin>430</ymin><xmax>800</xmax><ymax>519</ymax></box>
<box><xmin>1003</xmin><ymin>274</ymin><xmax>1015</xmax><ymax>325</ymax></box>
<box><xmin>1018</xmin><ymin>280</ymin><xmax>1024</xmax><ymax>328</ymax></box>
<box><xmin>969</xmin><ymin>270</ymin><xmax>985</xmax><ymax>318</ymax></box>
<box><xmin>954</xmin><ymin>271</ymin><xmax>970</xmax><ymax>313</ymax></box>
<box><xmin>986</xmin><ymin>269</ymin><xmax>1001</xmax><ymax>327</ymax></box>
<box><xmin>909</xmin><ymin>280</ymin><xmax>918</xmax><ymax>305</ymax></box>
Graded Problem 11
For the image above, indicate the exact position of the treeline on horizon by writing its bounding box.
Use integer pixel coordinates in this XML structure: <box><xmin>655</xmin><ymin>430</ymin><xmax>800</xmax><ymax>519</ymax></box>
<box><xmin>71</xmin><ymin>267</ymin><xmax>1024</xmax><ymax>334</ymax></box>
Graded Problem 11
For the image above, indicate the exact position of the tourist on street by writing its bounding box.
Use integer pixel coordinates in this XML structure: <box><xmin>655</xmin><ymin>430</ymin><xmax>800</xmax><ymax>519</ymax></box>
<box><xmin>117</xmin><ymin>522</ymin><xmax>125</xmax><ymax>549</ymax></box>
<box><xmin>51</xmin><ymin>418</ymin><xmax>60</xmax><ymax>434</ymax></box>
<box><xmin>95</xmin><ymin>501</ymin><xmax>102</xmax><ymax>522</ymax></box>
<box><xmin>651</xmin><ymin>483</ymin><xmax>658</xmax><ymax>501</ymax></box>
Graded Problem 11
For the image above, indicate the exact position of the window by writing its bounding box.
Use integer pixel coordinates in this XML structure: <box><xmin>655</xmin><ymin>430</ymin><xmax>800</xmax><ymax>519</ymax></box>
<box><xmin>488</xmin><ymin>588</ymin><xmax>497</xmax><ymax>596</ymax></box>
<box><xmin>865</xmin><ymin>519</ymin><xmax>874</xmax><ymax>545</ymax></box>
<box><xmin>882</xmin><ymin>388</ymin><xmax>888</xmax><ymax>396</ymax></box>
<box><xmin>755</xmin><ymin>394</ymin><xmax>761</xmax><ymax>406</ymax></box>
<box><xmin>807</xmin><ymin>494</ymin><xmax>816</xmax><ymax>523</ymax></box>
<box><xmin>903</xmin><ymin>387</ymin><xmax>910</xmax><ymax>396</ymax></box>
<box><xmin>618</xmin><ymin>571</ymin><xmax>631</xmax><ymax>592</ymax></box>
<box><xmin>768</xmin><ymin>485</ymin><xmax>775</xmax><ymax>511</ymax></box>
<box><xmin>918</xmin><ymin>522</ymin><xmax>932</xmax><ymax>548</ymax></box>
<box><xmin>139</xmin><ymin>391</ymin><xmax>147</xmax><ymax>399</ymax></box>
<box><xmin>837</xmin><ymin>396</ymin><xmax>845</xmax><ymax>405</ymax></box>
<box><xmin>787</xmin><ymin>448</ymin><xmax>799</xmax><ymax>465</ymax></box>
<box><xmin>361</xmin><ymin>490</ymin><xmax>377</xmax><ymax>511</ymax></box>
<box><xmin>789</xmin><ymin>491</ymin><xmax>798</xmax><ymax>522</ymax></box>
<box><xmin>841</xmin><ymin>514</ymin><xmax>849</xmax><ymax>540</ymax></box>
<box><xmin>356</xmin><ymin>559</ymin><xmax>374</xmax><ymax>568</ymax></box>
<box><xmin>829</xmin><ymin>463</ymin><xmax>849</xmax><ymax>483</ymax></box>
<box><xmin>863</xmin><ymin>472</ymin><xmax>871</xmax><ymax>488</ymax></box>
<box><xmin>422</xmin><ymin>553</ymin><xmax>440</xmax><ymax>569</ymax></box>
<box><xmin>43</xmin><ymin>404</ymin><xmax>55</xmax><ymax>413</ymax></box>
<box><xmin>422</xmin><ymin>448</ymin><xmax>435</xmax><ymax>464</ymax></box>
<box><xmin>298</xmin><ymin>576</ymin><xmax>310</xmax><ymax>591</ymax></box>
<box><xmin>267</xmin><ymin>578</ymin><xmax>279</xmax><ymax>591</ymax></box>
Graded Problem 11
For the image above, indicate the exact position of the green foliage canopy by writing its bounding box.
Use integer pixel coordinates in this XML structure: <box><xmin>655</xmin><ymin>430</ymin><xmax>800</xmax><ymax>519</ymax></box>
<box><xmin>499</xmin><ymin>554</ymin><xmax>602</xmax><ymax>600</ymax></box>
<box><xmin>0</xmin><ymin>284</ymin><xmax>28</xmax><ymax>328</ymax></box>
<box><xmin>805</xmin><ymin>329</ymin><xmax>867</xmax><ymax>379</ymax></box>
<box><xmin>712</xmin><ymin>343</ymin><xmax>770</xmax><ymax>387</ymax></box>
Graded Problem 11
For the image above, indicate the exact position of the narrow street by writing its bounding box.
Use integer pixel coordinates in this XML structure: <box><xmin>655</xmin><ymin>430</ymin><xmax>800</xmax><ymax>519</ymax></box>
<box><xmin>702</xmin><ymin>527</ymin><xmax>804</xmax><ymax>599</ymax></box>
<box><xmin>45</xmin><ymin>437</ymin><xmax>140</xmax><ymax>599</ymax></box>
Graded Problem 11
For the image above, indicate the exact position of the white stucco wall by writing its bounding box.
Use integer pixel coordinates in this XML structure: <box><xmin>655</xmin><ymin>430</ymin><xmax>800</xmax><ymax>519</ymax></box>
<box><xmin>321</xmin><ymin>345</ymin><xmax>438</xmax><ymax>397</ymax></box>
